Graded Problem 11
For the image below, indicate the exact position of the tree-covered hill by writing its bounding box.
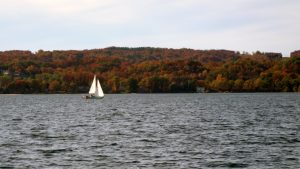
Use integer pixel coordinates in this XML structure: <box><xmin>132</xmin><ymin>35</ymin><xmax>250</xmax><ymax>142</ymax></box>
<box><xmin>0</xmin><ymin>47</ymin><xmax>299</xmax><ymax>93</ymax></box>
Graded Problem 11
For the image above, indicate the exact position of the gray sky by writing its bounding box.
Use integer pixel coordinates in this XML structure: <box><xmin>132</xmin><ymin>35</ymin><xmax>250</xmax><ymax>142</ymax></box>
<box><xmin>0</xmin><ymin>0</ymin><xmax>299</xmax><ymax>56</ymax></box>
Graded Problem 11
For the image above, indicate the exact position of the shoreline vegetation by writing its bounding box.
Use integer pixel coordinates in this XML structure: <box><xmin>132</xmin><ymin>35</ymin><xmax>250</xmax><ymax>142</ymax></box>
<box><xmin>0</xmin><ymin>47</ymin><xmax>299</xmax><ymax>94</ymax></box>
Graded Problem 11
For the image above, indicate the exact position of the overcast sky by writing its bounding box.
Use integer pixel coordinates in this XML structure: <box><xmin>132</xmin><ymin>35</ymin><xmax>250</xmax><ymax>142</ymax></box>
<box><xmin>0</xmin><ymin>0</ymin><xmax>299</xmax><ymax>56</ymax></box>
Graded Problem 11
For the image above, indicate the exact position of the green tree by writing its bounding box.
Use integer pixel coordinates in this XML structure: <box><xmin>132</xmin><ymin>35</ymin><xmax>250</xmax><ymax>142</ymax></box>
<box><xmin>127</xmin><ymin>77</ymin><xmax>138</xmax><ymax>93</ymax></box>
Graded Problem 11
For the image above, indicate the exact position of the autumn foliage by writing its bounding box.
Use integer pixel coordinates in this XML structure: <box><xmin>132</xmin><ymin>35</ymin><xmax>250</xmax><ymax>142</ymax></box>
<box><xmin>0</xmin><ymin>47</ymin><xmax>299</xmax><ymax>93</ymax></box>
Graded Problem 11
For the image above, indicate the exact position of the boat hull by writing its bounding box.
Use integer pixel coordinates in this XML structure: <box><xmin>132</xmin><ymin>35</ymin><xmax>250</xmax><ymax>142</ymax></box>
<box><xmin>83</xmin><ymin>95</ymin><xmax>104</xmax><ymax>99</ymax></box>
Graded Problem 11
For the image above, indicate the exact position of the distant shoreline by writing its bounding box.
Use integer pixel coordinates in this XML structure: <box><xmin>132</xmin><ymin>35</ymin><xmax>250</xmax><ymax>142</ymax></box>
<box><xmin>1</xmin><ymin>48</ymin><xmax>299</xmax><ymax>93</ymax></box>
<box><xmin>0</xmin><ymin>92</ymin><xmax>298</xmax><ymax>95</ymax></box>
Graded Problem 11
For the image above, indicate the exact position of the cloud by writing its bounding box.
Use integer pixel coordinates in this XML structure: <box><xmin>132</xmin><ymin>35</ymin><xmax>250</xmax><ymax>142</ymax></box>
<box><xmin>0</xmin><ymin>0</ymin><xmax>148</xmax><ymax>25</ymax></box>
<box><xmin>0</xmin><ymin>0</ymin><xmax>299</xmax><ymax>55</ymax></box>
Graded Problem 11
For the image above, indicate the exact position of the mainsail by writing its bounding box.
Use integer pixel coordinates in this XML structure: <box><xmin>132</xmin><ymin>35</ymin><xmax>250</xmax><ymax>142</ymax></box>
<box><xmin>89</xmin><ymin>75</ymin><xmax>97</xmax><ymax>94</ymax></box>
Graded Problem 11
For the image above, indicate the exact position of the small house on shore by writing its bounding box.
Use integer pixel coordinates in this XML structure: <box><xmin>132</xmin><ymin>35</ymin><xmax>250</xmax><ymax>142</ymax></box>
<box><xmin>196</xmin><ymin>87</ymin><xmax>205</xmax><ymax>93</ymax></box>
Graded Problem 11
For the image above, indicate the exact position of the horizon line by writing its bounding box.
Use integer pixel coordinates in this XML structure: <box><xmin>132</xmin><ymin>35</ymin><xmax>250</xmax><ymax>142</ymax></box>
<box><xmin>0</xmin><ymin>46</ymin><xmax>298</xmax><ymax>57</ymax></box>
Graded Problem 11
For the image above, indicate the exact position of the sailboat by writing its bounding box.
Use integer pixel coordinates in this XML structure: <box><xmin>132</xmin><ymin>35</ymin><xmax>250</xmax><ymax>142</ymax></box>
<box><xmin>84</xmin><ymin>75</ymin><xmax>104</xmax><ymax>99</ymax></box>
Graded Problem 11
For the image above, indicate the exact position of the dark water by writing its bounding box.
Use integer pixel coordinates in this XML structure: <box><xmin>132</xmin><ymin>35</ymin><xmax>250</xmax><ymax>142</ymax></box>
<box><xmin>0</xmin><ymin>93</ymin><xmax>299</xmax><ymax>168</ymax></box>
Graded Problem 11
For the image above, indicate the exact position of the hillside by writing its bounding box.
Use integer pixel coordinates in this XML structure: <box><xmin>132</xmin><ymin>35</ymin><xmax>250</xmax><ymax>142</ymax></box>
<box><xmin>0</xmin><ymin>47</ymin><xmax>299</xmax><ymax>93</ymax></box>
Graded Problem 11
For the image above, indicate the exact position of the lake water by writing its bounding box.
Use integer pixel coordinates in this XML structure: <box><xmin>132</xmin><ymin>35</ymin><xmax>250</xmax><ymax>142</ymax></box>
<box><xmin>0</xmin><ymin>93</ymin><xmax>299</xmax><ymax>168</ymax></box>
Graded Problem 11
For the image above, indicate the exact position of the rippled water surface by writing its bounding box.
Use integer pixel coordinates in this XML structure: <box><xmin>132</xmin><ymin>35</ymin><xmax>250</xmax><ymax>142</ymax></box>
<box><xmin>0</xmin><ymin>93</ymin><xmax>299</xmax><ymax>168</ymax></box>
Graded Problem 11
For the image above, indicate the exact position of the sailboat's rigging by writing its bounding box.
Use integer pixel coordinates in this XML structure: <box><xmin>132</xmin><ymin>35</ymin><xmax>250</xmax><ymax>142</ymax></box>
<box><xmin>84</xmin><ymin>75</ymin><xmax>104</xmax><ymax>99</ymax></box>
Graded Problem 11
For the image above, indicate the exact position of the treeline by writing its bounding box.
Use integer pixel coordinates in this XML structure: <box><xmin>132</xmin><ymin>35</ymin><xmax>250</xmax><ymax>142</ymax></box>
<box><xmin>0</xmin><ymin>47</ymin><xmax>299</xmax><ymax>93</ymax></box>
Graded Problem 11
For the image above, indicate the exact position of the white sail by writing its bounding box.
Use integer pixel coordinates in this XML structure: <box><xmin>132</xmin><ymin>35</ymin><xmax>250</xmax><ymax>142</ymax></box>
<box><xmin>89</xmin><ymin>75</ymin><xmax>97</xmax><ymax>94</ymax></box>
<box><xmin>97</xmin><ymin>80</ymin><xmax>104</xmax><ymax>97</ymax></box>
<box><xmin>85</xmin><ymin>75</ymin><xmax>104</xmax><ymax>99</ymax></box>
